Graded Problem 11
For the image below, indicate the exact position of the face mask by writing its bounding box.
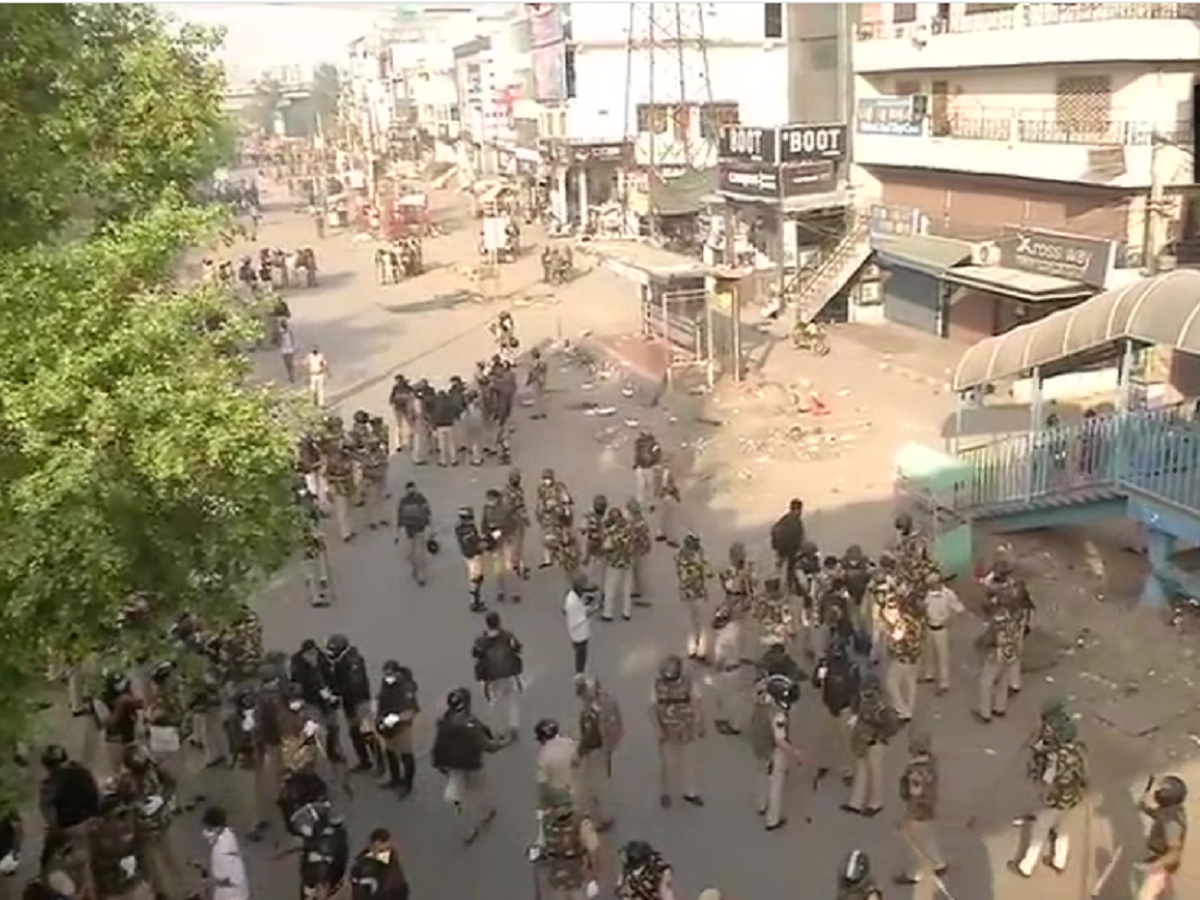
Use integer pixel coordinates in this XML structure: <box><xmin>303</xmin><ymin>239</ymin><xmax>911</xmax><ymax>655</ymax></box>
<box><xmin>202</xmin><ymin>828</ymin><xmax>219</xmax><ymax>844</ymax></box>
<box><xmin>383</xmin><ymin>676</ymin><xmax>397</xmax><ymax>685</ymax></box>
<box><xmin>288</xmin><ymin>700</ymin><xmax>304</xmax><ymax>712</ymax></box>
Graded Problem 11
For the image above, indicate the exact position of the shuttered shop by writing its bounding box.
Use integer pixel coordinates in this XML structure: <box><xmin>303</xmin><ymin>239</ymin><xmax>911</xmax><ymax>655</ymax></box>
<box><xmin>881</xmin><ymin>268</ymin><xmax>942</xmax><ymax>335</ymax></box>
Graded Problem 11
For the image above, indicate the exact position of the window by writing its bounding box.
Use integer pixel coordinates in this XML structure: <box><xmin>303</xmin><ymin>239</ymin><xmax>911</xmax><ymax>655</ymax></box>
<box><xmin>700</xmin><ymin>102</ymin><xmax>739</xmax><ymax>140</ymax></box>
<box><xmin>565</xmin><ymin>44</ymin><xmax>576</xmax><ymax>99</ymax></box>
<box><xmin>1055</xmin><ymin>74</ymin><xmax>1112</xmax><ymax>138</ymax></box>
<box><xmin>893</xmin><ymin>4</ymin><xmax>918</xmax><ymax>24</ymax></box>
<box><xmin>636</xmin><ymin>103</ymin><xmax>669</xmax><ymax>134</ymax></box>
<box><xmin>764</xmin><ymin>3</ymin><xmax>783</xmax><ymax>38</ymax></box>
<box><xmin>965</xmin><ymin>3</ymin><xmax>1015</xmax><ymax>12</ymax></box>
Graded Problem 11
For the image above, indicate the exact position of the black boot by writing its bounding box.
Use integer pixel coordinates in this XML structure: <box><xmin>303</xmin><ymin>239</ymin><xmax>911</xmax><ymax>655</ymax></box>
<box><xmin>401</xmin><ymin>752</ymin><xmax>416</xmax><ymax>794</ymax></box>
<box><xmin>384</xmin><ymin>750</ymin><xmax>403</xmax><ymax>788</ymax></box>
<box><xmin>469</xmin><ymin>579</ymin><xmax>485</xmax><ymax>612</ymax></box>
<box><xmin>349</xmin><ymin>727</ymin><xmax>374</xmax><ymax>772</ymax></box>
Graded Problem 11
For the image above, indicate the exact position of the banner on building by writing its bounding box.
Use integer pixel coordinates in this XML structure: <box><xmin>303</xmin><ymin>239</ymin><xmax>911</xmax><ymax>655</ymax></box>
<box><xmin>780</xmin><ymin>161</ymin><xmax>837</xmax><ymax>197</ymax></box>
<box><xmin>856</xmin><ymin>97</ymin><xmax>925</xmax><ymax>136</ymax></box>
<box><xmin>716</xmin><ymin>161</ymin><xmax>780</xmax><ymax>200</ymax></box>
<box><xmin>717</xmin><ymin>125</ymin><xmax>778</xmax><ymax>164</ymax></box>
<box><xmin>527</xmin><ymin>4</ymin><xmax>566</xmax><ymax>102</ymax></box>
<box><xmin>996</xmin><ymin>227</ymin><xmax>1115</xmax><ymax>287</ymax></box>
<box><xmin>778</xmin><ymin>123</ymin><xmax>848</xmax><ymax>163</ymax></box>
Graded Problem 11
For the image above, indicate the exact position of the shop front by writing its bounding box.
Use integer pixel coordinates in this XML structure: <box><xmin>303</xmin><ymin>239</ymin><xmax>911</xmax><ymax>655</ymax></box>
<box><xmin>541</xmin><ymin>140</ymin><xmax>631</xmax><ymax>229</ymax></box>
<box><xmin>945</xmin><ymin>226</ymin><xmax>1114</xmax><ymax>345</ymax></box>
<box><xmin>871</xmin><ymin>234</ymin><xmax>975</xmax><ymax>336</ymax></box>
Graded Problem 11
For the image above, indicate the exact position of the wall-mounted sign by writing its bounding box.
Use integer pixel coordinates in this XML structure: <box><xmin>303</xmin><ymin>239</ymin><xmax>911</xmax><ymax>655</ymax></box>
<box><xmin>718</xmin><ymin>125</ymin><xmax>778</xmax><ymax>164</ymax></box>
<box><xmin>716</xmin><ymin>160</ymin><xmax>779</xmax><ymax>200</ymax></box>
<box><xmin>571</xmin><ymin>142</ymin><xmax>629</xmax><ymax>164</ymax></box>
<box><xmin>780</xmin><ymin>161</ymin><xmax>837</xmax><ymax>198</ymax></box>
<box><xmin>856</xmin><ymin>97</ymin><xmax>925</xmax><ymax>137</ymax></box>
<box><xmin>996</xmin><ymin>227</ymin><xmax>1115</xmax><ymax>288</ymax></box>
<box><xmin>778</xmin><ymin>123</ymin><xmax>847</xmax><ymax>163</ymax></box>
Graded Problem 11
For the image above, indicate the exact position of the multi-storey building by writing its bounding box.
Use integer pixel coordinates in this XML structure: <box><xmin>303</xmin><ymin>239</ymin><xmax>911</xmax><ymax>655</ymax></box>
<box><xmin>852</xmin><ymin>2</ymin><xmax>1196</xmax><ymax>342</ymax></box>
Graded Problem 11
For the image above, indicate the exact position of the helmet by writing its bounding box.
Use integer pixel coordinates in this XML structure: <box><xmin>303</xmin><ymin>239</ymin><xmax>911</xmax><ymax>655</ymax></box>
<box><xmin>909</xmin><ymin>732</ymin><xmax>933</xmax><ymax>755</ymax></box>
<box><xmin>150</xmin><ymin>660</ymin><xmax>174</xmax><ymax>682</ymax></box>
<box><xmin>592</xmin><ymin>494</ymin><xmax>608</xmax><ymax>513</ymax></box>
<box><xmin>289</xmin><ymin>800</ymin><xmax>332</xmax><ymax>838</ymax></box>
<box><xmin>992</xmin><ymin>558</ymin><xmax>1013</xmax><ymax>579</ymax></box>
<box><xmin>446</xmin><ymin>687</ymin><xmax>471</xmax><ymax>713</ymax></box>
<box><xmin>839</xmin><ymin>849</ymin><xmax>872</xmax><ymax>888</ymax></box>
<box><xmin>728</xmin><ymin>541</ymin><xmax>746</xmax><ymax>565</ymax></box>
<box><xmin>844</xmin><ymin>544</ymin><xmax>865</xmax><ymax>563</ymax></box>
<box><xmin>534</xmin><ymin>718</ymin><xmax>560</xmax><ymax>743</ymax></box>
<box><xmin>711</xmin><ymin>605</ymin><xmax>732</xmax><ymax>630</ymax></box>
<box><xmin>763</xmin><ymin>674</ymin><xmax>800</xmax><ymax>708</ymax></box>
<box><xmin>658</xmin><ymin>654</ymin><xmax>684</xmax><ymax>682</ymax></box>
<box><xmin>605</xmin><ymin>506</ymin><xmax>624</xmax><ymax>525</ymax></box>
<box><xmin>894</xmin><ymin>512</ymin><xmax>913</xmax><ymax>533</ymax></box>
<box><xmin>326</xmin><ymin>634</ymin><xmax>350</xmax><ymax>656</ymax></box>
<box><xmin>508</xmin><ymin>468</ymin><xmax>521</xmax><ymax>486</ymax></box>
<box><xmin>541</xmin><ymin>468</ymin><xmax>555</xmax><ymax>481</ymax></box>
<box><xmin>1154</xmin><ymin>775</ymin><xmax>1188</xmax><ymax>807</ymax></box>
<box><xmin>41</xmin><ymin>745</ymin><xmax>68</xmax><ymax>768</ymax></box>
<box><xmin>626</xmin><ymin>498</ymin><xmax>641</xmax><ymax>514</ymax></box>
<box><xmin>458</xmin><ymin>506</ymin><xmax>474</xmax><ymax>520</ymax></box>
<box><xmin>353</xmin><ymin>410</ymin><xmax>370</xmax><ymax>424</ymax></box>
<box><xmin>620</xmin><ymin>840</ymin><xmax>656</xmax><ymax>871</ymax></box>
<box><xmin>682</xmin><ymin>532</ymin><xmax>701</xmax><ymax>550</ymax></box>
<box><xmin>382</xmin><ymin>659</ymin><xmax>401</xmax><ymax>676</ymax></box>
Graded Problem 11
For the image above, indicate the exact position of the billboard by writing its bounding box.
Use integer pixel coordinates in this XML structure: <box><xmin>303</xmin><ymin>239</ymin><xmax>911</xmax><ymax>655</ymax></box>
<box><xmin>527</xmin><ymin>3</ymin><xmax>566</xmax><ymax>102</ymax></box>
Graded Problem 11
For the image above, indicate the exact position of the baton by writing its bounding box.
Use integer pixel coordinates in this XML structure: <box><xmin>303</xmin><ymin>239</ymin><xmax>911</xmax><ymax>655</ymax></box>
<box><xmin>899</xmin><ymin>830</ymin><xmax>959</xmax><ymax>900</ymax></box>
<box><xmin>1091</xmin><ymin>846</ymin><xmax>1122</xmax><ymax>899</ymax></box>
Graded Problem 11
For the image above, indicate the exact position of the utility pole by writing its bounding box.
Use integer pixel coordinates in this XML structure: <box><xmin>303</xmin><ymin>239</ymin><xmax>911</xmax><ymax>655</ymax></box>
<box><xmin>1142</xmin><ymin>133</ymin><xmax>1167</xmax><ymax>276</ymax></box>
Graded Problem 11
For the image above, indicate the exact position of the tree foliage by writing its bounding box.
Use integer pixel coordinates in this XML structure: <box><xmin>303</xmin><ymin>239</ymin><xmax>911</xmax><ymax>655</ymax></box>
<box><xmin>0</xmin><ymin>5</ymin><xmax>304</xmax><ymax>784</ymax></box>
<box><xmin>311</xmin><ymin>62</ymin><xmax>342</xmax><ymax>130</ymax></box>
<box><xmin>0</xmin><ymin>4</ymin><xmax>232</xmax><ymax>250</ymax></box>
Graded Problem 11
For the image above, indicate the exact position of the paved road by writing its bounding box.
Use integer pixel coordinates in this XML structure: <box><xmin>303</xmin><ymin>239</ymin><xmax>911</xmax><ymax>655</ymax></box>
<box><xmin>138</xmin><ymin>187</ymin><xmax>1182</xmax><ymax>900</ymax></box>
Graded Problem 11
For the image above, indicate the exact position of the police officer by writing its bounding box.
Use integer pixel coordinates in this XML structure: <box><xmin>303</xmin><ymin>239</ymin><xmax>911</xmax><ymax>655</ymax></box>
<box><xmin>534</xmin><ymin>718</ymin><xmax>580</xmax><ymax>799</ymax></box>
<box><xmin>430</xmin><ymin>688</ymin><xmax>503</xmax><ymax>845</ymax></box>
<box><xmin>1010</xmin><ymin>702</ymin><xmax>1088</xmax><ymax>878</ymax></box>
<box><xmin>843</xmin><ymin>672</ymin><xmax>899</xmax><ymax>817</ymax></box>
<box><xmin>601</xmin><ymin>506</ymin><xmax>634</xmax><ymax>622</ymax></box>
<box><xmin>388</xmin><ymin>374</ymin><xmax>415</xmax><ymax>455</ymax></box>
<box><xmin>632</xmin><ymin>430</ymin><xmax>662</xmax><ymax>508</ymax></box>
<box><xmin>649</xmin><ymin>655</ymin><xmax>703</xmax><ymax>808</ymax></box>
<box><xmin>39</xmin><ymin>745</ymin><xmax>100</xmax><ymax>900</ymax></box>
<box><xmin>1137</xmin><ymin>775</ymin><xmax>1188</xmax><ymax>900</ymax></box>
<box><xmin>675</xmin><ymin>533</ymin><xmax>712</xmax><ymax>661</ymax></box>
<box><xmin>530</xmin><ymin>784</ymin><xmax>601</xmax><ymax>900</ymax></box>
<box><xmin>376</xmin><ymin>662</ymin><xmax>420</xmax><ymax>796</ymax></box>
<box><xmin>118</xmin><ymin>746</ymin><xmax>191</xmax><ymax>900</ymax></box>
<box><xmin>895</xmin><ymin>732</ymin><xmax>945</xmax><ymax>886</ymax></box>
<box><xmin>749</xmin><ymin>673</ymin><xmax>803</xmax><ymax>831</ymax></box>
<box><xmin>358</xmin><ymin>423</ymin><xmax>390</xmax><ymax>529</ymax></box>
<box><xmin>617</xmin><ymin>841</ymin><xmax>673</xmax><ymax>900</ymax></box>
<box><xmin>472</xmin><ymin>611</ymin><xmax>524</xmax><ymax>739</ymax></box>
<box><xmin>582</xmin><ymin>495</ymin><xmax>608</xmax><ymax>592</ymax></box>
<box><xmin>91</xmin><ymin>788</ymin><xmax>153</xmax><ymax>900</ymax></box>
<box><xmin>394</xmin><ymin>481</ymin><xmax>432</xmax><ymax>586</ymax></box>
<box><xmin>837</xmin><ymin>850</ymin><xmax>883</xmax><ymax>900</ymax></box>
<box><xmin>811</xmin><ymin>638</ymin><xmax>859</xmax><ymax>789</ymax></box>
<box><xmin>326</xmin><ymin>634</ymin><xmax>374</xmax><ymax>773</ymax></box>
<box><xmin>536</xmin><ymin>468</ymin><xmax>573</xmax><ymax>568</ymax></box>
<box><xmin>982</xmin><ymin>558</ymin><xmax>1035</xmax><ymax>694</ymax></box>
<box><xmin>575</xmin><ymin>676</ymin><xmax>622</xmax><ymax>831</ymax></box>
<box><xmin>454</xmin><ymin>506</ymin><xmax>486</xmax><ymax>613</ymax></box>
<box><xmin>709</xmin><ymin>606</ymin><xmax>742</xmax><ymax>735</ymax></box>
<box><xmin>479</xmin><ymin>488</ymin><xmax>513</xmax><ymax>604</ymax></box>
<box><xmin>290</xmin><ymin>640</ymin><xmax>344</xmax><ymax>765</ymax></box>
<box><xmin>976</xmin><ymin>573</ymin><xmax>1024</xmax><ymax>723</ymax></box>
<box><xmin>769</xmin><ymin>499</ymin><xmax>806</xmax><ymax>594</ymax></box>
<box><xmin>502</xmin><ymin>468</ymin><xmax>530</xmax><ymax>580</ymax></box>
<box><xmin>350</xmin><ymin>828</ymin><xmax>410</xmax><ymax>900</ymax></box>
<box><xmin>290</xmin><ymin>799</ymin><xmax>349</xmax><ymax>900</ymax></box>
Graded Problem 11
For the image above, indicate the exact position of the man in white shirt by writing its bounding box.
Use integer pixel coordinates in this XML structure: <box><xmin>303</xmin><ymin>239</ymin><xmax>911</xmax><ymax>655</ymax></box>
<box><xmin>920</xmin><ymin>572</ymin><xmax>965</xmax><ymax>694</ymax></box>
<box><xmin>278</xmin><ymin>320</ymin><xmax>297</xmax><ymax>384</ymax></box>
<box><xmin>201</xmin><ymin>806</ymin><xmax>249</xmax><ymax>900</ymax></box>
<box><xmin>564</xmin><ymin>575</ymin><xmax>594</xmax><ymax>676</ymax></box>
<box><xmin>306</xmin><ymin>346</ymin><xmax>329</xmax><ymax>408</ymax></box>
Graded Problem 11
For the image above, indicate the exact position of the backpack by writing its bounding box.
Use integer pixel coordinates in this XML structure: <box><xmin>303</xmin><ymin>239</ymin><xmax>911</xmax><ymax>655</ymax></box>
<box><xmin>594</xmin><ymin>692</ymin><xmax>623</xmax><ymax>753</ymax></box>
<box><xmin>749</xmin><ymin>700</ymin><xmax>778</xmax><ymax>761</ymax></box>
<box><xmin>819</xmin><ymin>656</ymin><xmax>856</xmax><ymax>716</ymax></box>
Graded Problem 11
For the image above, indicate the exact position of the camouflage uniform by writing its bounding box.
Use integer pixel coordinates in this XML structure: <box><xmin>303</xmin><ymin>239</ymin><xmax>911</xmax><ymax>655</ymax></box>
<box><xmin>536</xmin><ymin>472</ymin><xmax>573</xmax><ymax>566</ymax></box>
<box><xmin>601</xmin><ymin>510</ymin><xmax>634</xmax><ymax>621</ymax></box>
<box><xmin>977</xmin><ymin>586</ymin><xmax>1023</xmax><ymax>722</ymax></box>
<box><xmin>847</xmin><ymin>678</ymin><xmax>896</xmax><ymax>814</ymax></box>
<box><xmin>582</xmin><ymin>503</ymin><xmax>608</xmax><ymax>590</ymax></box>
<box><xmin>650</xmin><ymin>659</ymin><xmax>702</xmax><ymax>804</ymax></box>
<box><xmin>121</xmin><ymin>758</ymin><xmax>193</xmax><ymax>900</ymax></box>
<box><xmin>323</xmin><ymin>442</ymin><xmax>357</xmax><ymax>541</ymax></box>
<box><xmin>502</xmin><ymin>474</ymin><xmax>530</xmax><ymax>578</ymax></box>
<box><xmin>627</xmin><ymin>500</ymin><xmax>652</xmax><ymax>601</ymax></box>
<box><xmin>883</xmin><ymin>596</ymin><xmax>925</xmax><ymax>721</ymax></box>
<box><xmin>897</xmin><ymin>734</ymin><xmax>945</xmax><ymax>881</ymax></box>
<box><xmin>358</xmin><ymin>435</ymin><xmax>390</xmax><ymax>529</ymax></box>
<box><xmin>301</xmin><ymin>526</ymin><xmax>332</xmax><ymax>607</ymax></box>
<box><xmin>551</xmin><ymin>513</ymin><xmax>582</xmax><ymax>585</ymax></box>
<box><xmin>751</xmin><ymin>578</ymin><xmax>795</xmax><ymax>650</ymax></box>
<box><xmin>221</xmin><ymin>610</ymin><xmax>264</xmax><ymax>682</ymax></box>
<box><xmin>526</xmin><ymin>353</ymin><xmax>548</xmax><ymax>419</ymax></box>
<box><xmin>720</xmin><ymin>550</ymin><xmax>757</xmax><ymax>660</ymax></box>
<box><xmin>1014</xmin><ymin>727</ymin><xmax>1088</xmax><ymax>877</ymax></box>
<box><xmin>867</xmin><ymin>560</ymin><xmax>902</xmax><ymax>648</ymax></box>
<box><xmin>675</xmin><ymin>537</ymin><xmax>712</xmax><ymax>659</ymax></box>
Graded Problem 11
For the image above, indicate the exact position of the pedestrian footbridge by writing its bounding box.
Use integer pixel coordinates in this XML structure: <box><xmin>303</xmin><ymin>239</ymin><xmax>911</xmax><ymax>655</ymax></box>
<box><xmin>943</xmin><ymin>270</ymin><xmax>1200</xmax><ymax>606</ymax></box>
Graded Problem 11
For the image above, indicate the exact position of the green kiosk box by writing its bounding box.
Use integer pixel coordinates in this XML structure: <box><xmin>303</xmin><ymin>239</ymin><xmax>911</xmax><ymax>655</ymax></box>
<box><xmin>894</xmin><ymin>441</ymin><xmax>974</xmax><ymax>579</ymax></box>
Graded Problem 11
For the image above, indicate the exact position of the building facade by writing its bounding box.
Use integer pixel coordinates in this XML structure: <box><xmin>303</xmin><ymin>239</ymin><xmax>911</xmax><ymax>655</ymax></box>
<box><xmin>852</xmin><ymin>2</ymin><xmax>1196</xmax><ymax>341</ymax></box>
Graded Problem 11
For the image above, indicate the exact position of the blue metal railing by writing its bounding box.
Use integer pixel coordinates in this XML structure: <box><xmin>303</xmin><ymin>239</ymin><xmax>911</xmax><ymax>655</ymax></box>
<box><xmin>956</xmin><ymin>409</ymin><xmax>1200</xmax><ymax>514</ymax></box>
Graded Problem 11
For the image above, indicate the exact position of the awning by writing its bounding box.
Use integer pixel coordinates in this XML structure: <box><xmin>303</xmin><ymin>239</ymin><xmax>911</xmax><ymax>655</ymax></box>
<box><xmin>872</xmin><ymin>234</ymin><xmax>974</xmax><ymax>278</ymax></box>
<box><xmin>952</xmin><ymin>268</ymin><xmax>1200</xmax><ymax>391</ymax></box>
<box><xmin>941</xmin><ymin>264</ymin><xmax>1092</xmax><ymax>303</ymax></box>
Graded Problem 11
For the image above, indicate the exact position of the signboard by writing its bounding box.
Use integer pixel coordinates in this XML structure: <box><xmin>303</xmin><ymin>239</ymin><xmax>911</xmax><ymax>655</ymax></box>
<box><xmin>996</xmin><ymin>227</ymin><xmax>1115</xmax><ymax>287</ymax></box>
<box><xmin>718</xmin><ymin>125</ymin><xmax>777</xmax><ymax>164</ymax></box>
<box><xmin>571</xmin><ymin>142</ymin><xmax>628</xmax><ymax>164</ymax></box>
<box><xmin>716</xmin><ymin>161</ymin><xmax>780</xmax><ymax>200</ymax></box>
<box><xmin>856</xmin><ymin>97</ymin><xmax>925</xmax><ymax>137</ymax></box>
<box><xmin>527</xmin><ymin>4</ymin><xmax>566</xmax><ymax>102</ymax></box>
<box><xmin>778</xmin><ymin>123</ymin><xmax>847</xmax><ymax>163</ymax></box>
<box><xmin>780</xmin><ymin>161</ymin><xmax>837</xmax><ymax>197</ymax></box>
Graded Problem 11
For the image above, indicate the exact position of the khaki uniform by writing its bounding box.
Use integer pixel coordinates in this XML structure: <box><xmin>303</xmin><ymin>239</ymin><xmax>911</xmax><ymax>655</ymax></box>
<box><xmin>537</xmin><ymin>735</ymin><xmax>582</xmax><ymax>799</ymax></box>
<box><xmin>920</xmin><ymin>586</ymin><xmax>963</xmax><ymax>691</ymax></box>
<box><xmin>651</xmin><ymin>676</ymin><xmax>701</xmax><ymax>801</ymax></box>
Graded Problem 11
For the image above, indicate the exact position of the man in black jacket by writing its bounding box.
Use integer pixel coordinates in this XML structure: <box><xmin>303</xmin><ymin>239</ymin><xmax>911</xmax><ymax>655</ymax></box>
<box><xmin>350</xmin><ymin>828</ymin><xmax>410</xmax><ymax>900</ymax></box>
<box><xmin>471</xmin><ymin>611</ymin><xmax>523</xmax><ymax>740</ymax></box>
<box><xmin>431</xmin><ymin>688</ymin><xmax>502</xmax><ymax>845</ymax></box>
<box><xmin>39</xmin><ymin>745</ymin><xmax>100</xmax><ymax>899</ymax></box>
<box><xmin>375</xmin><ymin>663</ymin><xmax>420</xmax><ymax>795</ymax></box>
<box><xmin>455</xmin><ymin>507</ymin><xmax>486</xmax><ymax>612</ymax></box>
<box><xmin>394</xmin><ymin>482</ymin><xmax>432</xmax><ymax>586</ymax></box>
<box><xmin>431</xmin><ymin>389</ymin><xmax>459</xmax><ymax>467</ymax></box>
<box><xmin>770</xmin><ymin>499</ymin><xmax>806</xmax><ymax>596</ymax></box>
<box><xmin>290</xmin><ymin>640</ymin><xmax>345</xmax><ymax>764</ymax></box>
<box><xmin>326</xmin><ymin>634</ymin><xmax>374</xmax><ymax>772</ymax></box>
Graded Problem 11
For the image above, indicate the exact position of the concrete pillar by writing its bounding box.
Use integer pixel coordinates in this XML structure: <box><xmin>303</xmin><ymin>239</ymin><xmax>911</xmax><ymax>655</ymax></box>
<box><xmin>552</xmin><ymin>167</ymin><xmax>569</xmax><ymax>227</ymax></box>
<box><xmin>577</xmin><ymin>166</ymin><xmax>590</xmax><ymax>227</ymax></box>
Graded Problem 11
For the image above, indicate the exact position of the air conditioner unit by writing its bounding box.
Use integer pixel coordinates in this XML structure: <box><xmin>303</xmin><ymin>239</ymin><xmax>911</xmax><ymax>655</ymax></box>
<box><xmin>972</xmin><ymin>241</ymin><xmax>1000</xmax><ymax>266</ymax></box>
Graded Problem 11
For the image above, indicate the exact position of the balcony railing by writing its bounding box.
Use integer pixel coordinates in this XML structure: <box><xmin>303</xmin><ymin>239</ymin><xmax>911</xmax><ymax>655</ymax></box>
<box><xmin>857</xmin><ymin>100</ymin><xmax>1193</xmax><ymax>148</ymax></box>
<box><xmin>856</xmin><ymin>3</ymin><xmax>1200</xmax><ymax>40</ymax></box>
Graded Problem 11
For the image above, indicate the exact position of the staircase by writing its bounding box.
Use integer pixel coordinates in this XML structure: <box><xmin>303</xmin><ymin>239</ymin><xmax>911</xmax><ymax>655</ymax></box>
<box><xmin>954</xmin><ymin>410</ymin><xmax>1200</xmax><ymax>600</ymax></box>
<box><xmin>790</xmin><ymin>209</ymin><xmax>872</xmax><ymax>323</ymax></box>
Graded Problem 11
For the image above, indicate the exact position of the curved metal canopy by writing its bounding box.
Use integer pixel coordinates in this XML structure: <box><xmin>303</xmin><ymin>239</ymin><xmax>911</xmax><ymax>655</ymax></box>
<box><xmin>952</xmin><ymin>269</ymin><xmax>1200</xmax><ymax>391</ymax></box>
